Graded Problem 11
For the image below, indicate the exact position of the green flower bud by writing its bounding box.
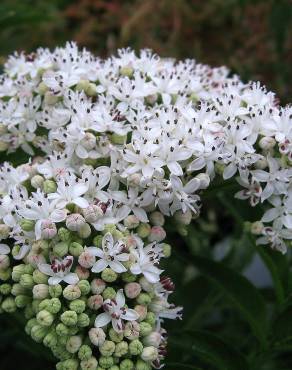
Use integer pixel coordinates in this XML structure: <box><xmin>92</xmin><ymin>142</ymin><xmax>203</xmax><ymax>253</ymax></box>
<box><xmin>88</xmin><ymin>327</ymin><xmax>106</xmax><ymax>346</ymax></box>
<box><xmin>25</xmin><ymin>318</ymin><xmax>38</xmax><ymax>335</ymax></box>
<box><xmin>63</xmin><ymin>284</ymin><xmax>81</xmax><ymax>300</ymax></box>
<box><xmin>78</xmin><ymin>344</ymin><xmax>92</xmax><ymax>361</ymax></box>
<box><xmin>33</xmin><ymin>284</ymin><xmax>49</xmax><ymax>299</ymax></box>
<box><xmin>109</xmin><ymin>366</ymin><xmax>119</xmax><ymax>370</ymax></box>
<box><xmin>114</xmin><ymin>341</ymin><xmax>128</xmax><ymax>357</ymax></box>
<box><xmin>32</xmin><ymin>239</ymin><xmax>49</xmax><ymax>252</ymax></box>
<box><xmin>52</xmin><ymin>345</ymin><xmax>71</xmax><ymax>361</ymax></box>
<box><xmin>69</xmin><ymin>299</ymin><xmax>86</xmax><ymax>313</ymax></box>
<box><xmin>93</xmin><ymin>235</ymin><xmax>103</xmax><ymax>247</ymax></box>
<box><xmin>58</xmin><ymin>359</ymin><xmax>79</xmax><ymax>370</ymax></box>
<box><xmin>53</xmin><ymin>242</ymin><xmax>69</xmax><ymax>258</ymax></box>
<box><xmin>99</xmin><ymin>356</ymin><xmax>114</xmax><ymax>369</ymax></box>
<box><xmin>2</xmin><ymin>296</ymin><xmax>16</xmax><ymax>313</ymax></box>
<box><xmin>101</xmin><ymin>268</ymin><xmax>118</xmax><ymax>283</ymax></box>
<box><xmin>103</xmin><ymin>224</ymin><xmax>116</xmax><ymax>234</ymax></box>
<box><xmin>100</xmin><ymin>340</ymin><xmax>115</xmax><ymax>357</ymax></box>
<box><xmin>80</xmin><ymin>356</ymin><xmax>98</xmax><ymax>370</ymax></box>
<box><xmin>136</xmin><ymin>293</ymin><xmax>151</xmax><ymax>306</ymax></box>
<box><xmin>137</xmin><ymin>223</ymin><xmax>151</xmax><ymax>238</ymax></box>
<box><xmin>109</xmin><ymin>328</ymin><xmax>123</xmax><ymax>343</ymax></box>
<box><xmin>24</xmin><ymin>304</ymin><xmax>35</xmax><ymax>319</ymax></box>
<box><xmin>139</xmin><ymin>322</ymin><xmax>152</xmax><ymax>337</ymax></box>
<box><xmin>61</xmin><ymin>310</ymin><xmax>78</xmax><ymax>326</ymax></box>
<box><xmin>43</xmin><ymin>331</ymin><xmax>58</xmax><ymax>348</ymax></box>
<box><xmin>15</xmin><ymin>295</ymin><xmax>31</xmax><ymax>308</ymax></box>
<box><xmin>121</xmin><ymin>272</ymin><xmax>136</xmax><ymax>283</ymax></box>
<box><xmin>0</xmin><ymin>255</ymin><xmax>10</xmax><ymax>270</ymax></box>
<box><xmin>20</xmin><ymin>219</ymin><xmax>35</xmax><ymax>232</ymax></box>
<box><xmin>102</xmin><ymin>287</ymin><xmax>116</xmax><ymax>300</ymax></box>
<box><xmin>32</xmin><ymin>299</ymin><xmax>42</xmax><ymax>313</ymax></box>
<box><xmin>77</xmin><ymin>313</ymin><xmax>90</xmax><ymax>327</ymax></box>
<box><xmin>76</xmin><ymin>79</ymin><xmax>90</xmax><ymax>91</ymax></box>
<box><xmin>11</xmin><ymin>283</ymin><xmax>27</xmax><ymax>296</ymax></box>
<box><xmin>78</xmin><ymin>280</ymin><xmax>91</xmax><ymax>295</ymax></box>
<box><xmin>78</xmin><ymin>223</ymin><xmax>91</xmax><ymax>239</ymax></box>
<box><xmin>58</xmin><ymin>227</ymin><xmax>72</xmax><ymax>242</ymax></box>
<box><xmin>120</xmin><ymin>359</ymin><xmax>134</xmax><ymax>370</ymax></box>
<box><xmin>69</xmin><ymin>242</ymin><xmax>84</xmax><ymax>257</ymax></box>
<box><xmin>56</xmin><ymin>323</ymin><xmax>70</xmax><ymax>336</ymax></box>
<box><xmin>31</xmin><ymin>324</ymin><xmax>49</xmax><ymax>343</ymax></box>
<box><xmin>86</xmin><ymin>82</ymin><xmax>97</xmax><ymax>97</ymax></box>
<box><xmin>0</xmin><ymin>224</ymin><xmax>10</xmax><ymax>239</ymax></box>
<box><xmin>20</xmin><ymin>273</ymin><xmax>34</xmax><ymax>289</ymax></box>
<box><xmin>66</xmin><ymin>335</ymin><xmax>82</xmax><ymax>353</ymax></box>
<box><xmin>149</xmin><ymin>211</ymin><xmax>165</xmax><ymax>226</ymax></box>
<box><xmin>120</xmin><ymin>66</ymin><xmax>134</xmax><ymax>77</ymax></box>
<box><xmin>145</xmin><ymin>312</ymin><xmax>156</xmax><ymax>326</ymax></box>
<box><xmin>87</xmin><ymin>294</ymin><xmax>103</xmax><ymax>310</ymax></box>
<box><xmin>0</xmin><ymin>267</ymin><xmax>11</xmax><ymax>281</ymax></box>
<box><xmin>24</xmin><ymin>264</ymin><xmax>34</xmax><ymax>274</ymax></box>
<box><xmin>37</xmin><ymin>309</ymin><xmax>54</xmax><ymax>326</ymax></box>
<box><xmin>38</xmin><ymin>81</ymin><xmax>49</xmax><ymax>95</ymax></box>
<box><xmin>0</xmin><ymin>283</ymin><xmax>11</xmax><ymax>295</ymax></box>
<box><xmin>91</xmin><ymin>278</ymin><xmax>106</xmax><ymax>294</ymax></box>
<box><xmin>40</xmin><ymin>297</ymin><xmax>59</xmax><ymax>314</ymax></box>
<box><xmin>49</xmin><ymin>284</ymin><xmax>62</xmax><ymax>298</ymax></box>
<box><xmin>33</xmin><ymin>270</ymin><xmax>48</xmax><ymax>284</ymax></box>
<box><xmin>162</xmin><ymin>243</ymin><xmax>171</xmax><ymax>258</ymax></box>
<box><xmin>43</xmin><ymin>179</ymin><xmax>57</xmax><ymax>193</ymax></box>
<box><xmin>141</xmin><ymin>346</ymin><xmax>158</xmax><ymax>362</ymax></box>
<box><xmin>129</xmin><ymin>339</ymin><xmax>143</xmax><ymax>355</ymax></box>
<box><xmin>136</xmin><ymin>360</ymin><xmax>151</xmax><ymax>370</ymax></box>
<box><xmin>31</xmin><ymin>174</ymin><xmax>44</xmax><ymax>189</ymax></box>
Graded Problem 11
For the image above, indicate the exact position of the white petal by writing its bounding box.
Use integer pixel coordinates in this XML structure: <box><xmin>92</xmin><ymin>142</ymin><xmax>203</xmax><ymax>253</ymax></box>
<box><xmin>223</xmin><ymin>163</ymin><xmax>237</xmax><ymax>180</ymax></box>
<box><xmin>133</xmin><ymin>207</ymin><xmax>148</xmax><ymax>223</ymax></box>
<box><xmin>50</xmin><ymin>209</ymin><xmax>67</xmax><ymax>223</ymax></box>
<box><xmin>38</xmin><ymin>263</ymin><xmax>53</xmax><ymax>276</ymax></box>
<box><xmin>109</xmin><ymin>260</ymin><xmax>127</xmax><ymax>273</ymax></box>
<box><xmin>14</xmin><ymin>244</ymin><xmax>30</xmax><ymax>260</ymax></box>
<box><xmin>63</xmin><ymin>273</ymin><xmax>79</xmax><ymax>285</ymax></box>
<box><xmin>116</xmin><ymin>289</ymin><xmax>125</xmax><ymax>307</ymax></box>
<box><xmin>95</xmin><ymin>313</ymin><xmax>111</xmax><ymax>328</ymax></box>
<box><xmin>0</xmin><ymin>244</ymin><xmax>10</xmax><ymax>254</ymax></box>
<box><xmin>73</xmin><ymin>197</ymin><xmax>89</xmax><ymax>208</ymax></box>
<box><xmin>92</xmin><ymin>259</ymin><xmax>107</xmax><ymax>273</ymax></box>
<box><xmin>48</xmin><ymin>276</ymin><xmax>62</xmax><ymax>285</ymax></box>
<box><xmin>167</xmin><ymin>161</ymin><xmax>183</xmax><ymax>176</ymax></box>
<box><xmin>121</xmin><ymin>308</ymin><xmax>139</xmax><ymax>321</ymax></box>
<box><xmin>262</xmin><ymin>208</ymin><xmax>280</xmax><ymax>223</ymax></box>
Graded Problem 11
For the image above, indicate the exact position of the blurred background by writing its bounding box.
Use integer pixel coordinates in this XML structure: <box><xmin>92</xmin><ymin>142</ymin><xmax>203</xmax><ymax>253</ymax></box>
<box><xmin>0</xmin><ymin>1</ymin><xmax>292</xmax><ymax>369</ymax></box>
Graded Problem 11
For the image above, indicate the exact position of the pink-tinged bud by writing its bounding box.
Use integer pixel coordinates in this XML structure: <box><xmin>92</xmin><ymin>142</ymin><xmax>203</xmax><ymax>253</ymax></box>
<box><xmin>0</xmin><ymin>255</ymin><xmax>10</xmax><ymax>270</ymax></box>
<box><xmin>26</xmin><ymin>253</ymin><xmax>46</xmax><ymax>268</ymax></box>
<box><xmin>128</xmin><ymin>173</ymin><xmax>142</xmax><ymax>186</ymax></box>
<box><xmin>124</xmin><ymin>215</ymin><xmax>140</xmax><ymax>229</ymax></box>
<box><xmin>88</xmin><ymin>327</ymin><xmax>106</xmax><ymax>346</ymax></box>
<box><xmin>80</xmin><ymin>132</ymin><xmax>96</xmax><ymax>150</ymax></box>
<box><xmin>66</xmin><ymin>213</ymin><xmax>86</xmax><ymax>232</ymax></box>
<box><xmin>174</xmin><ymin>210</ymin><xmax>192</xmax><ymax>225</ymax></box>
<box><xmin>83</xmin><ymin>205</ymin><xmax>103</xmax><ymax>223</ymax></box>
<box><xmin>41</xmin><ymin>219</ymin><xmax>57</xmax><ymax>239</ymax></box>
<box><xmin>134</xmin><ymin>305</ymin><xmax>147</xmax><ymax>321</ymax></box>
<box><xmin>125</xmin><ymin>235</ymin><xmax>138</xmax><ymax>249</ymax></box>
<box><xmin>78</xmin><ymin>250</ymin><xmax>95</xmax><ymax>269</ymax></box>
<box><xmin>75</xmin><ymin>265</ymin><xmax>90</xmax><ymax>280</ymax></box>
<box><xmin>125</xmin><ymin>282</ymin><xmax>141</xmax><ymax>299</ymax></box>
<box><xmin>87</xmin><ymin>294</ymin><xmax>103</xmax><ymax>310</ymax></box>
<box><xmin>91</xmin><ymin>278</ymin><xmax>106</xmax><ymax>294</ymax></box>
<box><xmin>259</xmin><ymin>136</ymin><xmax>276</xmax><ymax>150</ymax></box>
<box><xmin>148</xmin><ymin>226</ymin><xmax>166</xmax><ymax>242</ymax></box>
<box><xmin>149</xmin><ymin>212</ymin><xmax>165</xmax><ymax>226</ymax></box>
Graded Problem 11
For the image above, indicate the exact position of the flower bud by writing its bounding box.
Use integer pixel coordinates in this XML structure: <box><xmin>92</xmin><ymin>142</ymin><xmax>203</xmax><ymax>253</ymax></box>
<box><xmin>162</xmin><ymin>243</ymin><xmax>171</xmax><ymax>258</ymax></box>
<box><xmin>129</xmin><ymin>339</ymin><xmax>143</xmax><ymax>355</ymax></box>
<box><xmin>78</xmin><ymin>345</ymin><xmax>92</xmax><ymax>361</ymax></box>
<box><xmin>0</xmin><ymin>255</ymin><xmax>10</xmax><ymax>270</ymax></box>
<box><xmin>76</xmin><ymin>79</ymin><xmax>90</xmax><ymax>92</ymax></box>
<box><xmin>75</xmin><ymin>265</ymin><xmax>90</xmax><ymax>280</ymax></box>
<box><xmin>259</xmin><ymin>136</ymin><xmax>276</xmax><ymax>150</ymax></box>
<box><xmin>53</xmin><ymin>241</ymin><xmax>69</xmax><ymax>257</ymax></box>
<box><xmin>91</xmin><ymin>278</ymin><xmax>106</xmax><ymax>294</ymax></box>
<box><xmin>80</xmin><ymin>356</ymin><xmax>98</xmax><ymax>370</ymax></box>
<box><xmin>122</xmin><ymin>271</ymin><xmax>137</xmax><ymax>283</ymax></box>
<box><xmin>81</xmin><ymin>132</ymin><xmax>96</xmax><ymax>150</ymax></box>
<box><xmin>148</xmin><ymin>226</ymin><xmax>166</xmax><ymax>242</ymax></box>
<box><xmin>102</xmin><ymin>268</ymin><xmax>118</xmax><ymax>283</ymax></box>
<box><xmin>2</xmin><ymin>297</ymin><xmax>16</xmax><ymax>313</ymax></box>
<box><xmin>0</xmin><ymin>141</ymin><xmax>9</xmax><ymax>151</ymax></box>
<box><xmin>11</xmin><ymin>283</ymin><xmax>27</xmax><ymax>296</ymax></box>
<box><xmin>99</xmin><ymin>356</ymin><xmax>115</xmax><ymax>369</ymax></box>
<box><xmin>78</xmin><ymin>223</ymin><xmax>91</xmax><ymax>239</ymax></box>
<box><xmin>27</xmin><ymin>253</ymin><xmax>46</xmax><ymax>267</ymax></box>
<box><xmin>78</xmin><ymin>250</ymin><xmax>95</xmax><ymax>268</ymax></box>
<box><xmin>37</xmin><ymin>310</ymin><xmax>54</xmax><ymax>326</ymax></box>
<box><xmin>108</xmin><ymin>328</ymin><xmax>123</xmax><ymax>343</ymax></box>
<box><xmin>56</xmin><ymin>323</ymin><xmax>70</xmax><ymax>336</ymax></box>
<box><xmin>66</xmin><ymin>214</ymin><xmax>86</xmax><ymax>232</ymax></box>
<box><xmin>69</xmin><ymin>242</ymin><xmax>84</xmax><ymax>257</ymax></box>
<box><xmin>43</xmin><ymin>179</ymin><xmax>57</xmax><ymax>193</ymax></box>
<box><xmin>0</xmin><ymin>283</ymin><xmax>11</xmax><ymax>295</ymax></box>
<box><xmin>149</xmin><ymin>212</ymin><xmax>165</xmax><ymax>226</ymax></box>
<box><xmin>57</xmin><ymin>359</ymin><xmax>79</xmax><ymax>370</ymax></box>
<box><xmin>251</xmin><ymin>221</ymin><xmax>264</xmax><ymax>235</ymax></box>
<box><xmin>102</xmin><ymin>287</ymin><xmax>116</xmax><ymax>300</ymax></box>
<box><xmin>137</xmin><ymin>223</ymin><xmax>151</xmax><ymax>238</ymax></box>
<box><xmin>83</xmin><ymin>205</ymin><xmax>103</xmax><ymax>223</ymax></box>
<box><xmin>114</xmin><ymin>341</ymin><xmax>128</xmax><ymax>357</ymax></box>
<box><xmin>87</xmin><ymin>294</ymin><xmax>103</xmax><ymax>310</ymax></box>
<box><xmin>136</xmin><ymin>360</ymin><xmax>151</xmax><ymax>370</ymax></box>
<box><xmin>137</xmin><ymin>293</ymin><xmax>152</xmax><ymax>305</ymax></box>
<box><xmin>43</xmin><ymin>331</ymin><xmax>58</xmax><ymax>348</ymax></box>
<box><xmin>174</xmin><ymin>209</ymin><xmax>192</xmax><ymax>225</ymax></box>
<box><xmin>20</xmin><ymin>219</ymin><xmax>35</xmax><ymax>232</ymax></box>
<box><xmin>0</xmin><ymin>224</ymin><xmax>10</xmax><ymax>239</ymax></box>
<box><xmin>255</xmin><ymin>157</ymin><xmax>268</xmax><ymax>169</ymax></box>
<box><xmin>120</xmin><ymin>359</ymin><xmax>134</xmax><ymax>370</ymax></box>
<box><xmin>33</xmin><ymin>269</ymin><xmax>48</xmax><ymax>284</ymax></box>
<box><xmin>143</xmin><ymin>332</ymin><xmax>161</xmax><ymax>347</ymax></box>
<box><xmin>41</xmin><ymin>220</ymin><xmax>57</xmax><ymax>239</ymax></box>
<box><xmin>135</xmin><ymin>305</ymin><xmax>147</xmax><ymax>321</ymax></box>
<box><xmin>32</xmin><ymin>239</ymin><xmax>49</xmax><ymax>252</ymax></box>
<box><xmin>196</xmin><ymin>173</ymin><xmax>210</xmax><ymax>189</ymax></box>
<box><xmin>69</xmin><ymin>299</ymin><xmax>86</xmax><ymax>313</ymax></box>
<box><xmin>125</xmin><ymin>282</ymin><xmax>141</xmax><ymax>299</ymax></box>
<box><xmin>20</xmin><ymin>273</ymin><xmax>34</xmax><ymax>289</ymax></box>
<box><xmin>88</xmin><ymin>327</ymin><xmax>106</xmax><ymax>346</ymax></box>
<box><xmin>61</xmin><ymin>310</ymin><xmax>78</xmax><ymax>326</ymax></box>
<box><xmin>124</xmin><ymin>321</ymin><xmax>140</xmax><ymax>340</ymax></box>
<box><xmin>139</xmin><ymin>322</ymin><xmax>153</xmax><ymax>337</ymax></box>
<box><xmin>33</xmin><ymin>284</ymin><xmax>49</xmax><ymax>299</ymax></box>
<box><xmin>100</xmin><ymin>340</ymin><xmax>116</xmax><ymax>357</ymax></box>
<box><xmin>120</xmin><ymin>65</ymin><xmax>134</xmax><ymax>77</ymax></box>
<box><xmin>141</xmin><ymin>346</ymin><xmax>159</xmax><ymax>362</ymax></box>
<box><xmin>63</xmin><ymin>285</ymin><xmax>81</xmax><ymax>301</ymax></box>
<box><xmin>86</xmin><ymin>82</ymin><xmax>98</xmax><ymax>97</ymax></box>
<box><xmin>31</xmin><ymin>175</ymin><xmax>44</xmax><ymax>189</ymax></box>
<box><xmin>66</xmin><ymin>335</ymin><xmax>82</xmax><ymax>353</ymax></box>
<box><xmin>78</xmin><ymin>280</ymin><xmax>91</xmax><ymax>295</ymax></box>
<box><xmin>15</xmin><ymin>294</ymin><xmax>31</xmax><ymax>308</ymax></box>
<box><xmin>31</xmin><ymin>325</ymin><xmax>49</xmax><ymax>343</ymax></box>
<box><xmin>93</xmin><ymin>235</ymin><xmax>103</xmax><ymax>247</ymax></box>
<box><xmin>49</xmin><ymin>284</ymin><xmax>62</xmax><ymax>298</ymax></box>
<box><xmin>0</xmin><ymin>267</ymin><xmax>11</xmax><ymax>281</ymax></box>
<box><xmin>124</xmin><ymin>215</ymin><xmax>140</xmax><ymax>229</ymax></box>
<box><xmin>25</xmin><ymin>318</ymin><xmax>38</xmax><ymax>335</ymax></box>
<box><xmin>58</xmin><ymin>227</ymin><xmax>72</xmax><ymax>242</ymax></box>
<box><xmin>77</xmin><ymin>312</ymin><xmax>90</xmax><ymax>327</ymax></box>
<box><xmin>46</xmin><ymin>298</ymin><xmax>61</xmax><ymax>314</ymax></box>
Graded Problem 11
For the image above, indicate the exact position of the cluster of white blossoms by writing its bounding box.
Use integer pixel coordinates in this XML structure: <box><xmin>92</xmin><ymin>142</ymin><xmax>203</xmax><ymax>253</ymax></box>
<box><xmin>0</xmin><ymin>41</ymin><xmax>291</xmax><ymax>368</ymax></box>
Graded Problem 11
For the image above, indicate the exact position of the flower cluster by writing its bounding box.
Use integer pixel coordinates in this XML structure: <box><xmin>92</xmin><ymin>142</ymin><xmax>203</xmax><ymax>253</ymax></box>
<box><xmin>0</xmin><ymin>41</ymin><xmax>291</xmax><ymax>368</ymax></box>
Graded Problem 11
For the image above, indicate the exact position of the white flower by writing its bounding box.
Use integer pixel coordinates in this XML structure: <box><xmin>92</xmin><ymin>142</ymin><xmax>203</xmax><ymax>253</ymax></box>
<box><xmin>38</xmin><ymin>256</ymin><xmax>79</xmax><ymax>285</ymax></box>
<box><xmin>95</xmin><ymin>289</ymin><xmax>139</xmax><ymax>332</ymax></box>
<box><xmin>256</xmin><ymin>220</ymin><xmax>292</xmax><ymax>254</ymax></box>
<box><xmin>87</xmin><ymin>232</ymin><xmax>129</xmax><ymax>273</ymax></box>
<box><xmin>130</xmin><ymin>237</ymin><xmax>163</xmax><ymax>283</ymax></box>
<box><xmin>48</xmin><ymin>175</ymin><xmax>89</xmax><ymax>208</ymax></box>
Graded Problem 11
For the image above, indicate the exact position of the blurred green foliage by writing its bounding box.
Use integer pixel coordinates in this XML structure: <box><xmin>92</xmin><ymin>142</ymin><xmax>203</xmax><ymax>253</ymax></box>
<box><xmin>0</xmin><ymin>1</ymin><xmax>292</xmax><ymax>369</ymax></box>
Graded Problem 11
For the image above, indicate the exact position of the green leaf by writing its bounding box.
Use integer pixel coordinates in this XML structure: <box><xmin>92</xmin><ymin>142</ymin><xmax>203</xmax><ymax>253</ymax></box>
<box><xmin>188</xmin><ymin>254</ymin><xmax>268</xmax><ymax>347</ymax></box>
